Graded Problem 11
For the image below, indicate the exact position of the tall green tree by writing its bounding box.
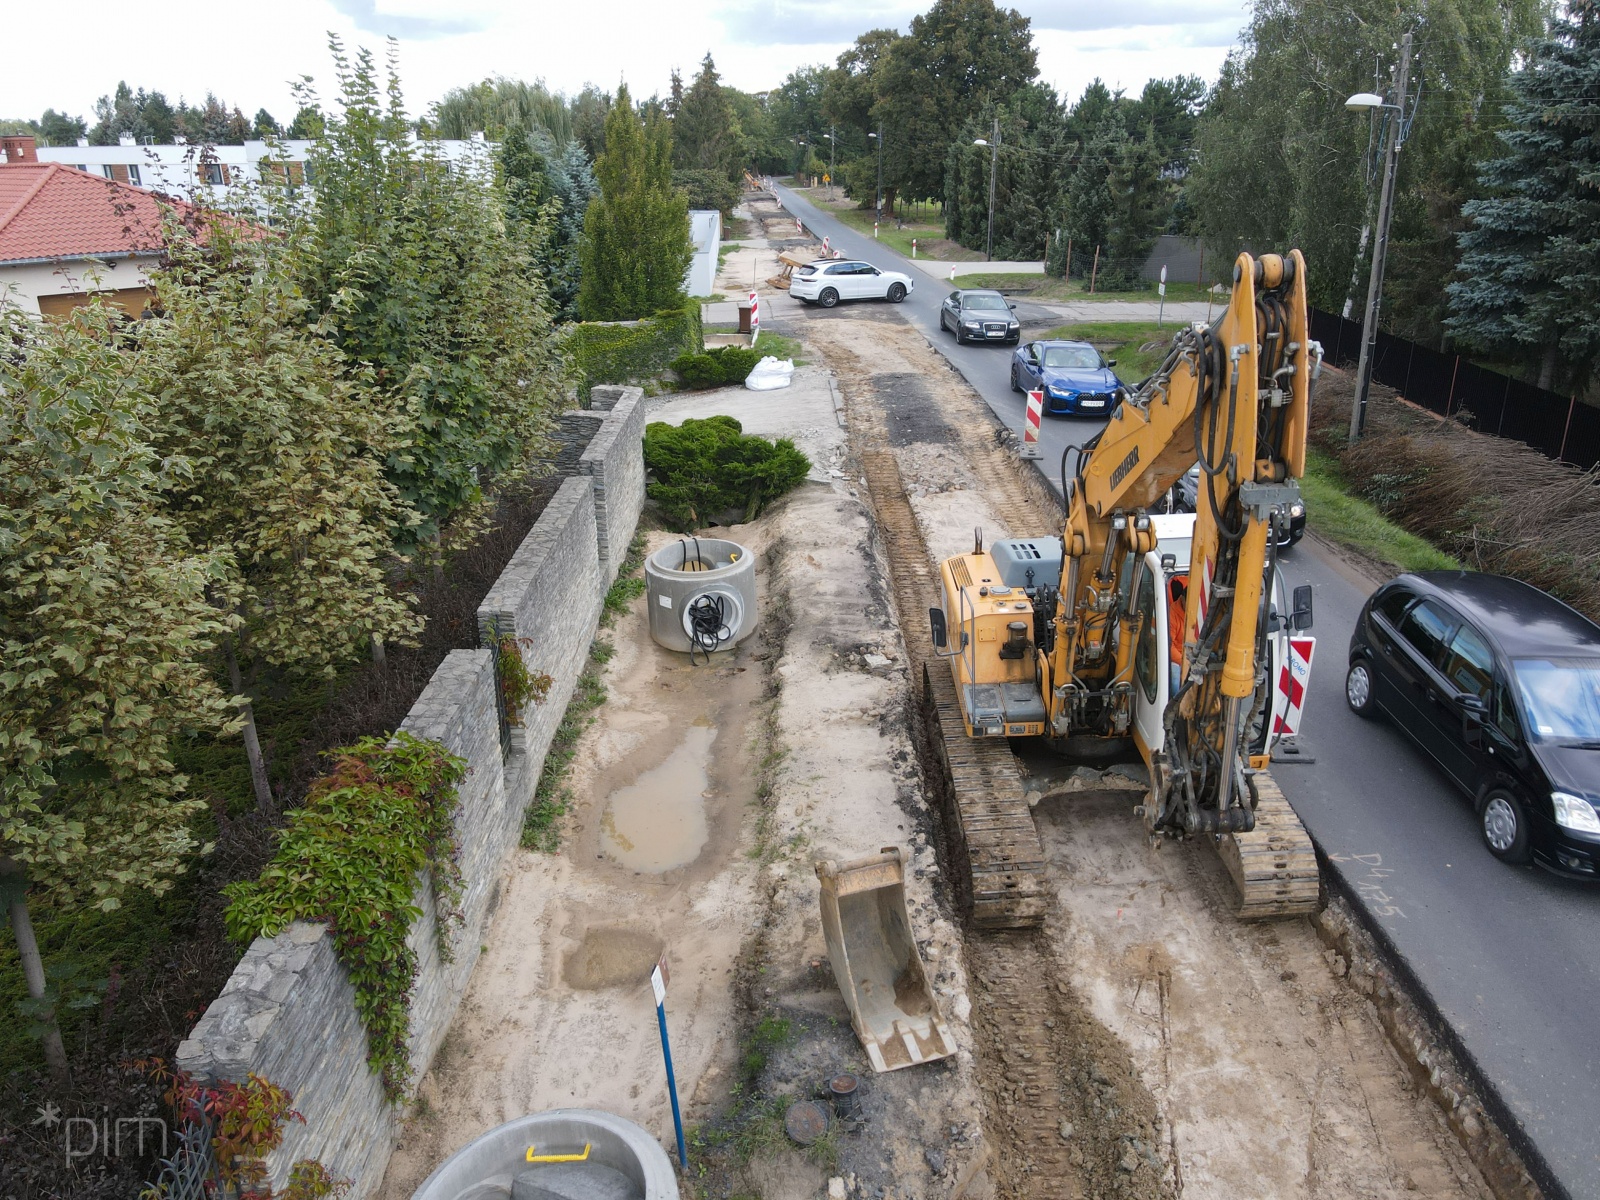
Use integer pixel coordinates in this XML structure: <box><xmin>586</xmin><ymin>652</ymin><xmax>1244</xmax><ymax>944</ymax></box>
<box><xmin>1189</xmin><ymin>0</ymin><xmax>1543</xmax><ymax>341</ymax></box>
<box><xmin>431</xmin><ymin>77</ymin><xmax>573</xmax><ymax>144</ymax></box>
<box><xmin>1447</xmin><ymin>0</ymin><xmax>1600</xmax><ymax>390</ymax></box>
<box><xmin>837</xmin><ymin>0</ymin><xmax>1037</xmax><ymax>202</ymax></box>
<box><xmin>579</xmin><ymin>84</ymin><xmax>692</xmax><ymax>321</ymax></box>
<box><xmin>0</xmin><ymin>303</ymin><xmax>234</xmax><ymax>1083</ymax></box>
<box><xmin>139</xmin><ymin>229</ymin><xmax>423</xmax><ymax>810</ymax></box>
<box><xmin>295</xmin><ymin>39</ymin><xmax>569</xmax><ymax>542</ymax></box>
<box><xmin>674</xmin><ymin>54</ymin><xmax>741</xmax><ymax>180</ymax></box>
<box><xmin>502</xmin><ymin>126</ymin><xmax>596</xmax><ymax>320</ymax></box>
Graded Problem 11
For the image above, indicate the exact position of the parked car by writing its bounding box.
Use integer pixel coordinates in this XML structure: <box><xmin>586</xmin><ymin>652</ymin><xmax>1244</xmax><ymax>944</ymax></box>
<box><xmin>1009</xmin><ymin>339</ymin><xmax>1128</xmax><ymax>417</ymax></box>
<box><xmin>1166</xmin><ymin>465</ymin><xmax>1306</xmax><ymax>548</ymax></box>
<box><xmin>938</xmin><ymin>289</ymin><xmax>1021</xmax><ymax>344</ymax></box>
<box><xmin>1346</xmin><ymin>571</ymin><xmax>1600</xmax><ymax>874</ymax></box>
<box><xmin>791</xmin><ymin>259</ymin><xmax>913</xmax><ymax>308</ymax></box>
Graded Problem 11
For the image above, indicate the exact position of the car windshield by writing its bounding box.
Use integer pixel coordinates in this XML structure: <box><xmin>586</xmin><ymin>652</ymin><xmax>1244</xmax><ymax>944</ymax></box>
<box><xmin>1042</xmin><ymin>345</ymin><xmax>1100</xmax><ymax>369</ymax></box>
<box><xmin>963</xmin><ymin>294</ymin><xmax>1008</xmax><ymax>311</ymax></box>
<box><xmin>1513</xmin><ymin>657</ymin><xmax>1600</xmax><ymax>741</ymax></box>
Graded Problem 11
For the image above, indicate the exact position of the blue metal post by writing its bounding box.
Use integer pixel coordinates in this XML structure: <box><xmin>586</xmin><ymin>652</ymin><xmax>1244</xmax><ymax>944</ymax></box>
<box><xmin>656</xmin><ymin>1001</ymin><xmax>688</xmax><ymax>1169</ymax></box>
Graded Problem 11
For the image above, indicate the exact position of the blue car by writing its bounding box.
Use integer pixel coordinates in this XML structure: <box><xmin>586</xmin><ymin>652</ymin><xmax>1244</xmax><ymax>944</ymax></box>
<box><xmin>1009</xmin><ymin>339</ymin><xmax>1128</xmax><ymax>416</ymax></box>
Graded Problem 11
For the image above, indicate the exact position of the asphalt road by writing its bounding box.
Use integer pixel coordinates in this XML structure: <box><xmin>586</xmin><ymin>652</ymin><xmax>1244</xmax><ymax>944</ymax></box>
<box><xmin>773</xmin><ymin>184</ymin><xmax>1599</xmax><ymax>1199</ymax></box>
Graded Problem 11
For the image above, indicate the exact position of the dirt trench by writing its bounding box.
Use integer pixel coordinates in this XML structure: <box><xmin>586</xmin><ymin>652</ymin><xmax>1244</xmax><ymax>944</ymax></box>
<box><xmin>783</xmin><ymin>287</ymin><xmax>1505</xmax><ymax>1200</ymax></box>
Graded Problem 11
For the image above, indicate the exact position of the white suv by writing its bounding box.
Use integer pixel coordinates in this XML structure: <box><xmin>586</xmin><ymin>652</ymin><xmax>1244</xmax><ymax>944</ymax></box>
<box><xmin>791</xmin><ymin>259</ymin><xmax>914</xmax><ymax>308</ymax></box>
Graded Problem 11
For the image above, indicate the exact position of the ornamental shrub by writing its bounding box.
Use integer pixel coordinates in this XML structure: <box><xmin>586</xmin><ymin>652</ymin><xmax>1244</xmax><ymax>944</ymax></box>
<box><xmin>669</xmin><ymin>346</ymin><xmax>761</xmax><ymax>389</ymax></box>
<box><xmin>643</xmin><ymin>416</ymin><xmax>811</xmax><ymax>529</ymax></box>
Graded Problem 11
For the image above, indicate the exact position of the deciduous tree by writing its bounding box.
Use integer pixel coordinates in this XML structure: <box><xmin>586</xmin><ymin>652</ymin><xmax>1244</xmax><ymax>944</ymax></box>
<box><xmin>138</xmin><ymin>227</ymin><xmax>424</xmax><ymax>809</ymax></box>
<box><xmin>0</xmin><ymin>303</ymin><xmax>233</xmax><ymax>1082</ymax></box>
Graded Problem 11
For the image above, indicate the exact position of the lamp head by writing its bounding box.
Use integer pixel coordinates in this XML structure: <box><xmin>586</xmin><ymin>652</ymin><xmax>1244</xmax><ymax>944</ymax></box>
<box><xmin>1345</xmin><ymin>92</ymin><xmax>1386</xmax><ymax>111</ymax></box>
<box><xmin>973</xmin><ymin>138</ymin><xmax>989</xmax><ymax>146</ymax></box>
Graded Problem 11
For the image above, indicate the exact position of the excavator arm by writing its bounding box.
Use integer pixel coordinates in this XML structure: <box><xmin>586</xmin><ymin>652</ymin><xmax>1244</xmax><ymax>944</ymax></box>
<box><xmin>1046</xmin><ymin>251</ymin><xmax>1320</xmax><ymax>838</ymax></box>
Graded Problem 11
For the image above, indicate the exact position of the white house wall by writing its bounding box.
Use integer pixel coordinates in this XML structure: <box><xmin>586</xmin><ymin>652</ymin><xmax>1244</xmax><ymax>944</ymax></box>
<box><xmin>0</xmin><ymin>256</ymin><xmax>160</xmax><ymax>316</ymax></box>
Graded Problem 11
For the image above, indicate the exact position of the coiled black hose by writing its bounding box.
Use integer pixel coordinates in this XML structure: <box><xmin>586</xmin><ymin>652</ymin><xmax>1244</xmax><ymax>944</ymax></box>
<box><xmin>686</xmin><ymin>592</ymin><xmax>728</xmax><ymax>665</ymax></box>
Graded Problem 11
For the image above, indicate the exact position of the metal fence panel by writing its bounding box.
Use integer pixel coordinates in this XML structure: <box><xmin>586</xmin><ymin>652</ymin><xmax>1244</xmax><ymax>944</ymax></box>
<box><xmin>1305</xmin><ymin>308</ymin><xmax>1600</xmax><ymax>468</ymax></box>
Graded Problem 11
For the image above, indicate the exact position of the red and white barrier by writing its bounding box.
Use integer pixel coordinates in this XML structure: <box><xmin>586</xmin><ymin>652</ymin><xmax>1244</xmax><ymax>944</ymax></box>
<box><xmin>748</xmin><ymin>289</ymin><xmax>759</xmax><ymax>347</ymax></box>
<box><xmin>822</xmin><ymin>235</ymin><xmax>830</xmax><ymax>256</ymax></box>
<box><xmin>1272</xmin><ymin>636</ymin><xmax>1317</xmax><ymax>736</ymax></box>
<box><xmin>1021</xmin><ymin>390</ymin><xmax>1043</xmax><ymax>459</ymax></box>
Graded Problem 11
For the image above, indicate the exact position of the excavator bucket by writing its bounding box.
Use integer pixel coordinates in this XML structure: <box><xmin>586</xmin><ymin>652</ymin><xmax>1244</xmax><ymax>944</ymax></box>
<box><xmin>814</xmin><ymin>847</ymin><xmax>955</xmax><ymax>1072</ymax></box>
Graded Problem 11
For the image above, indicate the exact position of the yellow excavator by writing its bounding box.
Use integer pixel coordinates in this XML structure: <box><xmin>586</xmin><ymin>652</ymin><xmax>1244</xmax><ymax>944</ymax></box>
<box><xmin>925</xmin><ymin>251</ymin><xmax>1323</xmax><ymax>926</ymax></box>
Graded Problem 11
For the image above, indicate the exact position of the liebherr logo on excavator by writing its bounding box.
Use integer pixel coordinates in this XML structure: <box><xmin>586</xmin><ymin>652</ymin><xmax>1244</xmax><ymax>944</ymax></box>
<box><xmin>1110</xmin><ymin>446</ymin><xmax>1140</xmax><ymax>488</ymax></box>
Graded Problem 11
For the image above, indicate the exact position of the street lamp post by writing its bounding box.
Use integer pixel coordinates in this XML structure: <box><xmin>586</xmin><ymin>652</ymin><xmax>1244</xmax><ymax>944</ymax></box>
<box><xmin>1345</xmin><ymin>31</ymin><xmax>1414</xmax><ymax>443</ymax></box>
<box><xmin>822</xmin><ymin>128</ymin><xmax>836</xmax><ymax>198</ymax></box>
<box><xmin>868</xmin><ymin>129</ymin><xmax>883</xmax><ymax>218</ymax></box>
<box><xmin>973</xmin><ymin>118</ymin><xmax>1000</xmax><ymax>263</ymax></box>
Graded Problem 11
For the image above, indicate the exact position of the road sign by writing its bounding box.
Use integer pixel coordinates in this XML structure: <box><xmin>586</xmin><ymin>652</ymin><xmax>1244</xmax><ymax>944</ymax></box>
<box><xmin>1157</xmin><ymin>264</ymin><xmax>1168</xmax><ymax>324</ymax></box>
<box><xmin>1022</xmin><ymin>390</ymin><xmax>1044</xmax><ymax>459</ymax></box>
<box><xmin>823</xmin><ymin>173</ymin><xmax>831</xmax><ymax>184</ymax></box>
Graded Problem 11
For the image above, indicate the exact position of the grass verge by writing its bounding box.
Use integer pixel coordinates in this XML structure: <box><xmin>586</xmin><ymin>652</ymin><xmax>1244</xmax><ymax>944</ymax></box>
<box><xmin>1301</xmin><ymin>448</ymin><xmax>1460</xmax><ymax>574</ymax></box>
<box><xmin>1038</xmin><ymin>321</ymin><xmax>1174</xmax><ymax>382</ymax></box>
<box><xmin>813</xmin><ymin>198</ymin><xmax>960</xmax><ymax>261</ymax></box>
<box><xmin>521</xmin><ymin>533</ymin><xmax>648</xmax><ymax>851</ymax></box>
<box><xmin>752</xmin><ymin>330</ymin><xmax>803</xmax><ymax>366</ymax></box>
<box><xmin>963</xmin><ymin>272</ymin><xmax>1218</xmax><ymax>304</ymax></box>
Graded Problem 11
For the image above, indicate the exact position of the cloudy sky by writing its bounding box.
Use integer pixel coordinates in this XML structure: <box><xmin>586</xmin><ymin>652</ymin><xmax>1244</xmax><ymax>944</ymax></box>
<box><xmin>3</xmin><ymin>0</ymin><xmax>1252</xmax><ymax>128</ymax></box>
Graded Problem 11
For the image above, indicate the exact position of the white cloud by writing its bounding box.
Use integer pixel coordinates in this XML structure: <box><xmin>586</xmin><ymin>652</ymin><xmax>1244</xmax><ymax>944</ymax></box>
<box><xmin>0</xmin><ymin>0</ymin><xmax>1248</xmax><ymax>129</ymax></box>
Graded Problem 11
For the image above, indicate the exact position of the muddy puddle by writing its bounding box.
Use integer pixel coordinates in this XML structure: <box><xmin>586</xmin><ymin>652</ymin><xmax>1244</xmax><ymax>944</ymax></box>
<box><xmin>598</xmin><ymin>721</ymin><xmax>717</xmax><ymax>871</ymax></box>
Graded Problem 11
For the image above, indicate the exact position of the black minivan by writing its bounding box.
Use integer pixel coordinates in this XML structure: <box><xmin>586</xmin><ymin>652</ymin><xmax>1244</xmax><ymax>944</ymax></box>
<box><xmin>1347</xmin><ymin>572</ymin><xmax>1600</xmax><ymax>874</ymax></box>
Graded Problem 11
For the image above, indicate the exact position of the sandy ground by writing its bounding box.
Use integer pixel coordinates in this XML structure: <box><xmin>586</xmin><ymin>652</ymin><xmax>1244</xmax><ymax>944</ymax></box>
<box><xmin>381</xmin><ymin>243</ymin><xmax>992</xmax><ymax>1197</ymax></box>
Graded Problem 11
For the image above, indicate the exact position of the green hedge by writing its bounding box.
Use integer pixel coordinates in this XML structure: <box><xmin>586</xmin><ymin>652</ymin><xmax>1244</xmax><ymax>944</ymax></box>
<box><xmin>669</xmin><ymin>346</ymin><xmax>761</xmax><ymax>389</ymax></box>
<box><xmin>567</xmin><ymin>301</ymin><xmax>702</xmax><ymax>399</ymax></box>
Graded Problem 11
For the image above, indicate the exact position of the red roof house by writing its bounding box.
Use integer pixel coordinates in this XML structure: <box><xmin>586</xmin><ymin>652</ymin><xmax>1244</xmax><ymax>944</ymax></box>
<box><xmin>1</xmin><ymin>138</ymin><xmax>185</xmax><ymax>317</ymax></box>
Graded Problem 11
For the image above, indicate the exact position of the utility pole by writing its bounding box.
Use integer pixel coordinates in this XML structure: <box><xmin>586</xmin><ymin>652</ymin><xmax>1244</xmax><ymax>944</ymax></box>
<box><xmin>875</xmin><ymin>123</ymin><xmax>883</xmax><ymax>218</ymax></box>
<box><xmin>985</xmin><ymin>117</ymin><xmax>999</xmax><ymax>262</ymax></box>
<box><xmin>1349</xmin><ymin>32</ymin><xmax>1413</xmax><ymax>444</ymax></box>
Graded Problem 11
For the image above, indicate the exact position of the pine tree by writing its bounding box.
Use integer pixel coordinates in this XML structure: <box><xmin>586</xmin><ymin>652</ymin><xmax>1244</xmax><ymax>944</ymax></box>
<box><xmin>673</xmin><ymin>54</ymin><xmax>740</xmax><ymax>180</ymax></box>
<box><xmin>1447</xmin><ymin>0</ymin><xmax>1600</xmax><ymax>390</ymax></box>
<box><xmin>579</xmin><ymin>84</ymin><xmax>692</xmax><ymax>321</ymax></box>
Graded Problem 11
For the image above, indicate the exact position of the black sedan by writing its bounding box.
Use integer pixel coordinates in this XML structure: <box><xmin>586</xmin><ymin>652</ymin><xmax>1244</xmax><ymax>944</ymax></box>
<box><xmin>938</xmin><ymin>289</ymin><xmax>1020</xmax><ymax>345</ymax></box>
<box><xmin>1346</xmin><ymin>571</ymin><xmax>1600</xmax><ymax>874</ymax></box>
<box><xmin>1009</xmin><ymin>339</ymin><xmax>1128</xmax><ymax>416</ymax></box>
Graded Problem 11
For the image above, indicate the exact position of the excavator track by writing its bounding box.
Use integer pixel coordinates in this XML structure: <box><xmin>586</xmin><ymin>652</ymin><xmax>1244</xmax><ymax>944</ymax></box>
<box><xmin>857</xmin><ymin>448</ymin><xmax>1051</xmax><ymax>930</ymax></box>
<box><xmin>1218</xmin><ymin>770</ymin><xmax>1321</xmax><ymax>919</ymax></box>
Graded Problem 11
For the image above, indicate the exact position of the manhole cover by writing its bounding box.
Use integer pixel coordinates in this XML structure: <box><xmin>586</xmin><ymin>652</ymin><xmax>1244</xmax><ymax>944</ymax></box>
<box><xmin>785</xmin><ymin>1100</ymin><xmax>831</xmax><ymax>1146</ymax></box>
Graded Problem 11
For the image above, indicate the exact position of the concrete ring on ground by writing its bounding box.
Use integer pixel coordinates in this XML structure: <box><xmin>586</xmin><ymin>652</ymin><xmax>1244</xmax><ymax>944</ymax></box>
<box><xmin>646</xmin><ymin>537</ymin><xmax>759</xmax><ymax>654</ymax></box>
<box><xmin>408</xmin><ymin>1108</ymin><xmax>678</xmax><ymax>1200</ymax></box>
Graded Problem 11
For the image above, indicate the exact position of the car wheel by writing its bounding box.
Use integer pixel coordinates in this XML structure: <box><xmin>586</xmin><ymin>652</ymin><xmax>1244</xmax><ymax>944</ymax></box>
<box><xmin>1345</xmin><ymin>660</ymin><xmax>1378</xmax><ymax>719</ymax></box>
<box><xmin>819</xmin><ymin>287</ymin><xmax>839</xmax><ymax>309</ymax></box>
<box><xmin>887</xmin><ymin>282</ymin><xmax>906</xmax><ymax>303</ymax></box>
<box><xmin>1010</xmin><ymin>365</ymin><xmax>1023</xmax><ymax>393</ymax></box>
<box><xmin>1479</xmin><ymin>789</ymin><xmax>1532</xmax><ymax>864</ymax></box>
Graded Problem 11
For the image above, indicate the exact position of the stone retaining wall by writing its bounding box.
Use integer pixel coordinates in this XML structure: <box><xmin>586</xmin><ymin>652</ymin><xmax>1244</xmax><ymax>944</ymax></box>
<box><xmin>175</xmin><ymin>395</ymin><xmax>646</xmax><ymax>1198</ymax></box>
<box><xmin>579</xmin><ymin>385</ymin><xmax>646</xmax><ymax>584</ymax></box>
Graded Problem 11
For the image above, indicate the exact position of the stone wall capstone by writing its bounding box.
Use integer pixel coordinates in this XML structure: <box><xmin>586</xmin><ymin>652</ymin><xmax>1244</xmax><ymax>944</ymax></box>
<box><xmin>174</xmin><ymin>394</ymin><xmax>645</xmax><ymax>1199</ymax></box>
